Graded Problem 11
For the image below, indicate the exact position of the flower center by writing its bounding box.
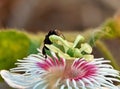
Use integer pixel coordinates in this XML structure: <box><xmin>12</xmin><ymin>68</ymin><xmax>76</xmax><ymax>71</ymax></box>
<box><xmin>62</xmin><ymin>60</ymin><xmax>97</xmax><ymax>81</ymax></box>
<box><xmin>37</xmin><ymin>58</ymin><xmax>97</xmax><ymax>83</ymax></box>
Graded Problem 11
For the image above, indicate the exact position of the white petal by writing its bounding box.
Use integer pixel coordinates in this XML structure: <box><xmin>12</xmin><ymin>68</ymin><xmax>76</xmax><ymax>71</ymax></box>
<box><xmin>92</xmin><ymin>60</ymin><xmax>110</xmax><ymax>65</ymax></box>
<box><xmin>82</xmin><ymin>78</ymin><xmax>94</xmax><ymax>88</ymax></box>
<box><xmin>79</xmin><ymin>80</ymin><xmax>86</xmax><ymax>89</ymax></box>
<box><xmin>72</xmin><ymin>79</ymin><xmax>79</xmax><ymax>89</ymax></box>
<box><xmin>94</xmin><ymin>58</ymin><xmax>104</xmax><ymax>61</ymax></box>
<box><xmin>54</xmin><ymin>78</ymin><xmax>61</xmax><ymax>87</ymax></box>
<box><xmin>94</xmin><ymin>76</ymin><xmax>116</xmax><ymax>88</ymax></box>
<box><xmin>0</xmin><ymin>70</ymin><xmax>40</xmax><ymax>89</ymax></box>
<box><xmin>60</xmin><ymin>85</ymin><xmax>66</xmax><ymax>89</ymax></box>
<box><xmin>66</xmin><ymin>79</ymin><xmax>72</xmax><ymax>89</ymax></box>
<box><xmin>33</xmin><ymin>81</ymin><xmax>47</xmax><ymax>89</ymax></box>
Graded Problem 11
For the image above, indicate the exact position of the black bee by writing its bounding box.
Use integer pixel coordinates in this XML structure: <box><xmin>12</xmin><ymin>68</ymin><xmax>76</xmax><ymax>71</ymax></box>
<box><xmin>42</xmin><ymin>29</ymin><xmax>64</xmax><ymax>56</ymax></box>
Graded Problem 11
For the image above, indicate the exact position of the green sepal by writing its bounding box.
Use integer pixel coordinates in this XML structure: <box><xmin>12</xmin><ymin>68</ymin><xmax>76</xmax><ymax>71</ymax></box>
<box><xmin>80</xmin><ymin>43</ymin><xmax>92</xmax><ymax>54</ymax></box>
<box><xmin>74</xmin><ymin>48</ymin><xmax>82</xmax><ymax>58</ymax></box>
<box><xmin>53</xmin><ymin>43</ymin><xmax>65</xmax><ymax>53</ymax></box>
<box><xmin>82</xmin><ymin>55</ymin><xmax>94</xmax><ymax>61</ymax></box>
<box><xmin>73</xmin><ymin>35</ymin><xmax>85</xmax><ymax>48</ymax></box>
<box><xmin>45</xmin><ymin>44</ymin><xmax>71</xmax><ymax>59</ymax></box>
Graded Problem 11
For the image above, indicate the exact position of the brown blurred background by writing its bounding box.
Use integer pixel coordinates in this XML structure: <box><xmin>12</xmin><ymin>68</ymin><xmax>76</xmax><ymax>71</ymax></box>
<box><xmin>0</xmin><ymin>0</ymin><xmax>120</xmax><ymax>32</ymax></box>
<box><xmin>0</xmin><ymin>0</ymin><xmax>120</xmax><ymax>88</ymax></box>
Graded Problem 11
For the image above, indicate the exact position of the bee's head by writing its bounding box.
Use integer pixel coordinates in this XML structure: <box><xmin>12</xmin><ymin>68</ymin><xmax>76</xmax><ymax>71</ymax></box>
<box><xmin>47</xmin><ymin>29</ymin><xmax>62</xmax><ymax>37</ymax></box>
<box><xmin>42</xmin><ymin>29</ymin><xmax>64</xmax><ymax>56</ymax></box>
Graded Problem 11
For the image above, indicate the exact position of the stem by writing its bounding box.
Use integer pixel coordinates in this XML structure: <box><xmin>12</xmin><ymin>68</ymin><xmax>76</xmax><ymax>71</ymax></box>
<box><xmin>96</xmin><ymin>41</ymin><xmax>120</xmax><ymax>70</ymax></box>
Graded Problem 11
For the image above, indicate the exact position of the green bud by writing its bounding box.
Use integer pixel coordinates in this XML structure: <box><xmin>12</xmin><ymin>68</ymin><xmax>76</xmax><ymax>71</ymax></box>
<box><xmin>67</xmin><ymin>48</ymin><xmax>74</xmax><ymax>57</ymax></box>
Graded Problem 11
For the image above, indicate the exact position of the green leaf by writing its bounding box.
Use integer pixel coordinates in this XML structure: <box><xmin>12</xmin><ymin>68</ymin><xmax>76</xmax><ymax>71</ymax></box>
<box><xmin>0</xmin><ymin>30</ymin><xmax>30</xmax><ymax>70</ymax></box>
